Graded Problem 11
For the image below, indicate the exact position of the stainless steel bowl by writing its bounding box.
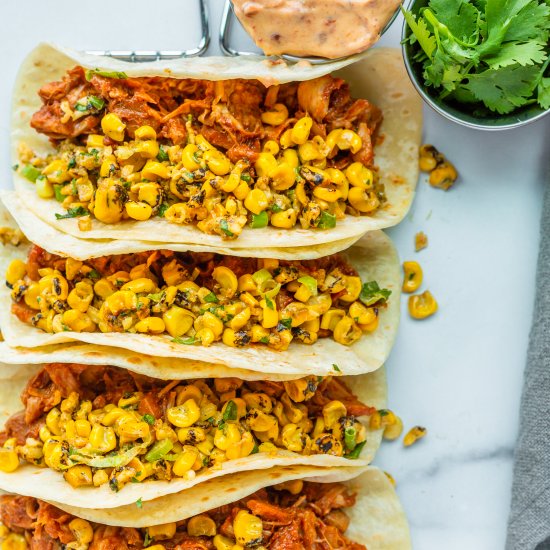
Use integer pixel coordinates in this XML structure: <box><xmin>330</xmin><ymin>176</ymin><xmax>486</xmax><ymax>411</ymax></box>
<box><xmin>401</xmin><ymin>0</ymin><xmax>550</xmax><ymax>130</ymax></box>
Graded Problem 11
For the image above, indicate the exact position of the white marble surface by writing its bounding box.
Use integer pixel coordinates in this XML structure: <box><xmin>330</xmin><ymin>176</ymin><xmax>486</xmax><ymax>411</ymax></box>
<box><xmin>0</xmin><ymin>2</ymin><xmax>548</xmax><ymax>548</ymax></box>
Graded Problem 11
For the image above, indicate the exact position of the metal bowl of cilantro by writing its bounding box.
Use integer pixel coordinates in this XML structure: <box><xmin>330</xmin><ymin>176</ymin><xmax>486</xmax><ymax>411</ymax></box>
<box><xmin>402</xmin><ymin>0</ymin><xmax>550</xmax><ymax>130</ymax></box>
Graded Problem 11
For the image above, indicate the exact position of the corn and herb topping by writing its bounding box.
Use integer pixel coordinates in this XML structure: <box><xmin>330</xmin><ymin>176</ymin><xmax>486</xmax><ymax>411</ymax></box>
<box><xmin>0</xmin><ymin>364</ymin><xmax>378</xmax><ymax>490</ymax></box>
<box><xmin>7</xmin><ymin>246</ymin><xmax>391</xmax><ymax>350</ymax></box>
<box><xmin>0</xmin><ymin>480</ymin><xmax>365</xmax><ymax>550</ymax></box>
<box><xmin>18</xmin><ymin>68</ymin><xmax>385</xmax><ymax>238</ymax></box>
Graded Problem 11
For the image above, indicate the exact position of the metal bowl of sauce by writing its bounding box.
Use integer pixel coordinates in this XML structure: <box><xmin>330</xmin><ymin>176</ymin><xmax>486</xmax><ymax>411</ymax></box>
<box><xmin>228</xmin><ymin>0</ymin><xmax>401</xmax><ymax>64</ymax></box>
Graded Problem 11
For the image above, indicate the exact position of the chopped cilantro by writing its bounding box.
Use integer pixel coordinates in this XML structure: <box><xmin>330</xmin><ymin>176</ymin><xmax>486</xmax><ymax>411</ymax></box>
<box><xmin>317</xmin><ymin>211</ymin><xmax>337</xmax><ymax>229</ymax></box>
<box><xmin>220</xmin><ymin>219</ymin><xmax>234</xmax><ymax>237</ymax></box>
<box><xmin>204</xmin><ymin>291</ymin><xmax>219</xmax><ymax>303</ymax></box>
<box><xmin>147</xmin><ymin>291</ymin><xmax>165</xmax><ymax>303</ymax></box>
<box><xmin>359</xmin><ymin>281</ymin><xmax>391</xmax><ymax>306</ymax></box>
<box><xmin>333</xmin><ymin>364</ymin><xmax>342</xmax><ymax>373</ymax></box>
<box><xmin>89</xmin><ymin>96</ymin><xmax>105</xmax><ymax>110</ymax></box>
<box><xmin>240</xmin><ymin>173</ymin><xmax>251</xmax><ymax>183</ymax></box>
<box><xmin>223</xmin><ymin>400</ymin><xmax>238</xmax><ymax>421</ymax></box>
<box><xmin>158</xmin><ymin>203</ymin><xmax>169</xmax><ymax>217</ymax></box>
<box><xmin>265</xmin><ymin>296</ymin><xmax>275</xmax><ymax>310</ymax></box>
<box><xmin>88</xmin><ymin>269</ymin><xmax>101</xmax><ymax>280</ymax></box>
<box><xmin>143</xmin><ymin>532</ymin><xmax>152</xmax><ymax>548</ymax></box>
<box><xmin>157</xmin><ymin>145</ymin><xmax>169</xmax><ymax>162</ymax></box>
<box><xmin>172</xmin><ymin>336</ymin><xmax>197</xmax><ymax>345</ymax></box>
<box><xmin>55</xmin><ymin>206</ymin><xmax>89</xmax><ymax>220</ymax></box>
<box><xmin>142</xmin><ymin>414</ymin><xmax>155</xmax><ymax>425</ymax></box>
<box><xmin>68</xmin><ymin>158</ymin><xmax>76</xmax><ymax>169</ymax></box>
<box><xmin>136</xmin><ymin>498</ymin><xmax>143</xmax><ymax>508</ymax></box>
<box><xmin>271</xmin><ymin>204</ymin><xmax>283</xmax><ymax>213</ymax></box>
<box><xmin>278</xmin><ymin>318</ymin><xmax>292</xmax><ymax>330</ymax></box>
<box><xmin>259</xmin><ymin>336</ymin><xmax>270</xmax><ymax>344</ymax></box>
<box><xmin>53</xmin><ymin>185</ymin><xmax>65</xmax><ymax>202</ymax></box>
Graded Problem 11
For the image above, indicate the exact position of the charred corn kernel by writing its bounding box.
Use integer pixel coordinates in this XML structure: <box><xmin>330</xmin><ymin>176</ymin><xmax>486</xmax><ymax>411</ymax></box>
<box><xmin>69</xmin><ymin>518</ymin><xmax>93</xmax><ymax>545</ymax></box>
<box><xmin>75</xmin><ymin>419</ymin><xmax>91</xmax><ymax>438</ymax></box>
<box><xmin>244</xmin><ymin>189</ymin><xmax>269</xmax><ymax>215</ymax></box>
<box><xmin>312</xmin><ymin>433</ymin><xmax>343</xmax><ymax>456</ymax></box>
<box><xmin>100</xmin><ymin>154</ymin><xmax>117</xmax><ymax>177</ymax></box>
<box><xmin>333</xmin><ymin>316</ymin><xmax>362</xmax><ymax>346</ymax></box>
<box><xmin>101</xmin><ymin>113</ymin><xmax>126</xmax><ymax>141</ymax></box>
<box><xmin>234</xmin><ymin>180</ymin><xmax>250</xmax><ymax>201</ymax></box>
<box><xmin>270</xmin><ymin>163</ymin><xmax>296</xmax><ymax>191</ymax></box>
<box><xmin>163</xmin><ymin>306</ymin><xmax>194</xmax><ymax>338</ymax></box>
<box><xmin>247</xmin><ymin>410</ymin><xmax>277</xmax><ymax>432</ymax></box>
<box><xmin>148</xmin><ymin>523</ymin><xmax>177</xmax><ymax>540</ymax></box>
<box><xmin>419</xmin><ymin>145</ymin><xmax>440</xmax><ymax>171</ymax></box>
<box><xmin>135</xmin><ymin>125</ymin><xmax>157</xmax><ymax>141</ymax></box>
<box><xmin>5</xmin><ymin>260</ymin><xmax>26</xmax><ymax>286</ymax></box>
<box><xmin>2</xmin><ymin>533</ymin><xmax>27</xmax><ymax>550</ymax></box>
<box><xmin>36</xmin><ymin>176</ymin><xmax>54</xmax><ymax>198</ymax></box>
<box><xmin>138</xmin><ymin>182</ymin><xmax>161</xmax><ymax>206</ymax></box>
<box><xmin>46</xmin><ymin>408</ymin><xmax>62</xmax><ymax>435</ymax></box>
<box><xmin>298</xmin><ymin>141</ymin><xmax>323</xmax><ymax>162</ymax></box>
<box><xmin>415</xmin><ymin>231</ymin><xmax>428</xmax><ymax>252</ymax></box>
<box><xmin>197</xmin><ymin>327</ymin><xmax>216</xmax><ymax>346</ymax></box>
<box><xmin>238</xmin><ymin>274</ymin><xmax>257</xmax><ymax>294</ymax></box>
<box><xmin>339</xmin><ymin>276</ymin><xmax>362</xmax><ymax>303</ymax></box>
<box><xmin>213</xmin><ymin>535</ymin><xmax>234</xmax><ymax>550</ymax></box>
<box><xmin>176</xmin><ymin>385</ymin><xmax>203</xmax><ymax>405</ymax></box>
<box><xmin>167</xmin><ymin>399</ymin><xmax>201</xmax><ymax>428</ymax></box>
<box><xmin>294</xmin><ymin>284</ymin><xmax>312</xmax><ymax>303</ymax></box>
<box><xmin>234</xmin><ymin>510</ymin><xmax>263</xmax><ymax>546</ymax></box>
<box><xmin>226</xmin><ymin>430</ymin><xmax>255</xmax><ymax>460</ymax></box>
<box><xmin>281</xmin><ymin>424</ymin><xmax>306</xmax><ymax>452</ymax></box>
<box><xmin>101</xmin><ymin>407</ymin><xmax>126</xmax><ymax>426</ymax></box>
<box><xmin>243</xmin><ymin>392</ymin><xmax>273</xmax><ymax>413</ymax></box>
<box><xmin>306</xmin><ymin>293</ymin><xmax>332</xmax><ymax>316</ymax></box>
<box><xmin>408</xmin><ymin>291</ymin><xmax>438</xmax><ymax>319</ymax></box>
<box><xmin>118</xmin><ymin>420</ymin><xmax>151</xmax><ymax>441</ymax></box>
<box><xmin>187</xmin><ymin>515</ymin><xmax>217</xmax><ymax>537</ymax></box>
<box><xmin>93</xmin><ymin>186</ymin><xmax>124</xmax><ymax>224</ymax></box>
<box><xmin>291</xmin><ymin>117</ymin><xmax>312</xmax><ymax>145</ymax></box>
<box><xmin>325</xmin><ymin>129</ymin><xmax>343</xmax><ymax>153</ymax></box>
<box><xmin>67</xmin><ymin>281</ymin><xmax>94</xmax><ymax>312</ymax></box>
<box><xmin>178</xmin><ymin>426</ymin><xmax>206</xmax><ymax>445</ymax></box>
<box><xmin>43</xmin><ymin>159</ymin><xmax>70</xmax><ymax>183</ymax></box>
<box><xmin>182</xmin><ymin>144</ymin><xmax>201</xmax><ymax>171</ymax></box>
<box><xmin>204</xmin><ymin>149</ymin><xmax>231</xmax><ymax>176</ymax></box>
<box><xmin>255</xmin><ymin>153</ymin><xmax>278</xmax><ymax>177</ymax></box>
<box><xmin>250</xmin><ymin>324</ymin><xmax>270</xmax><ymax>343</ymax></box>
<box><xmin>65</xmin><ymin>258</ymin><xmax>83</xmax><ymax>281</ymax></box>
<box><xmin>89</xmin><ymin>425</ymin><xmax>116</xmax><ymax>453</ymax></box>
<box><xmin>260</xmin><ymin>300</ymin><xmax>278</xmax><ymax>329</ymax></box>
<box><xmin>348</xmin><ymin>187</ymin><xmax>379</xmax><ymax>213</ymax></box>
<box><xmin>24</xmin><ymin>283</ymin><xmax>41</xmax><ymax>310</ymax></box>
<box><xmin>337</xmin><ymin>129</ymin><xmax>362</xmax><ymax>153</ymax></box>
<box><xmin>121</xmin><ymin>278</ymin><xmax>156</xmax><ymax>294</ymax></box>
<box><xmin>403</xmin><ymin>426</ymin><xmax>427</xmax><ymax>447</ymax></box>
<box><xmin>263</xmin><ymin>140</ymin><xmax>280</xmax><ymax>156</ymax></box>
<box><xmin>146</xmin><ymin>546</ymin><xmax>166</xmax><ymax>550</ymax></box>
<box><xmin>229</xmin><ymin>307</ymin><xmax>251</xmax><ymax>331</ymax></box>
<box><xmin>402</xmin><ymin>261</ymin><xmax>423</xmax><ymax>293</ymax></box>
<box><xmin>345</xmin><ymin>162</ymin><xmax>373</xmax><ymax>189</ymax></box>
<box><xmin>142</xmin><ymin>160</ymin><xmax>169</xmax><ymax>180</ymax></box>
<box><xmin>321</xmin><ymin>309</ymin><xmax>346</xmax><ymax>331</ymax></box>
<box><xmin>125</xmin><ymin>201</ymin><xmax>153</xmax><ymax>221</ymax></box>
<box><xmin>369</xmin><ymin>409</ymin><xmax>397</xmax><ymax>430</ymax></box>
<box><xmin>39</xmin><ymin>426</ymin><xmax>51</xmax><ymax>442</ymax></box>
<box><xmin>0</xmin><ymin>449</ymin><xmax>19</xmax><ymax>472</ymax></box>
<box><xmin>135</xmin><ymin>316</ymin><xmax>166</xmax><ymax>334</ymax></box>
<box><xmin>105</xmin><ymin>291</ymin><xmax>137</xmax><ymax>315</ymax></box>
<box><xmin>87</xmin><ymin>134</ymin><xmax>105</xmax><ymax>148</ymax></box>
<box><xmin>384</xmin><ymin>416</ymin><xmax>404</xmax><ymax>440</ymax></box>
<box><xmin>313</xmin><ymin>185</ymin><xmax>341</xmax><ymax>202</ymax></box>
<box><xmin>323</xmin><ymin>401</ymin><xmax>347</xmax><ymax>428</ymax></box>
<box><xmin>214</xmin><ymin>423</ymin><xmax>241</xmax><ymax>451</ymax></box>
<box><xmin>419</xmin><ymin>155</ymin><xmax>437</xmax><ymax>172</ymax></box>
<box><xmin>65</xmin><ymin>465</ymin><xmax>93</xmax><ymax>488</ymax></box>
<box><xmin>261</xmin><ymin>103</ymin><xmax>288</xmax><ymax>126</ymax></box>
<box><xmin>283</xmin><ymin>377</ymin><xmax>317</xmax><ymax>403</ymax></box>
<box><xmin>212</xmin><ymin>266</ymin><xmax>238</xmax><ymax>298</ymax></box>
<box><xmin>93</xmin><ymin>470</ymin><xmax>109</xmax><ymax>486</ymax></box>
<box><xmin>281</xmin><ymin>148</ymin><xmax>299</xmax><ymax>169</ymax></box>
<box><xmin>349</xmin><ymin>301</ymin><xmax>376</xmax><ymax>325</ymax></box>
<box><xmin>135</xmin><ymin>140</ymin><xmax>160</xmax><ymax>159</ymax></box>
<box><xmin>270</xmin><ymin>208</ymin><xmax>297</xmax><ymax>228</ymax></box>
<box><xmin>325</xmin><ymin>168</ymin><xmax>349</xmax><ymax>200</ymax></box>
<box><xmin>39</xmin><ymin>272</ymin><xmax>69</xmax><ymax>301</ymax></box>
<box><xmin>94</xmin><ymin>278</ymin><xmax>116</xmax><ymax>299</ymax></box>
<box><xmin>173</xmin><ymin>446</ymin><xmax>199</xmax><ymax>476</ymax></box>
<box><xmin>195</xmin><ymin>312</ymin><xmax>224</xmax><ymax>338</ymax></box>
<box><xmin>62</xmin><ymin>309</ymin><xmax>96</xmax><ymax>332</ymax></box>
<box><xmin>279</xmin><ymin>128</ymin><xmax>294</xmax><ymax>149</ymax></box>
<box><xmin>430</xmin><ymin>161</ymin><xmax>458</xmax><ymax>190</ymax></box>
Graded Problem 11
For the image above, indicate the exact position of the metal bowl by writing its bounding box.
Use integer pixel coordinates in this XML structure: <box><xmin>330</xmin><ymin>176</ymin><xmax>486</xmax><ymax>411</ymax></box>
<box><xmin>401</xmin><ymin>0</ymin><xmax>550</xmax><ymax>130</ymax></box>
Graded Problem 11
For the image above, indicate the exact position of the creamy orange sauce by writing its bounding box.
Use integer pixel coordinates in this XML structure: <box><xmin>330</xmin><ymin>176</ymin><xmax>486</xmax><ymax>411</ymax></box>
<box><xmin>232</xmin><ymin>0</ymin><xmax>400</xmax><ymax>59</ymax></box>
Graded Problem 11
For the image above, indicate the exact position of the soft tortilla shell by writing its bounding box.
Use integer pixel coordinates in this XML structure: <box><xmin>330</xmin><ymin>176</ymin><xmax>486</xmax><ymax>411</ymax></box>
<box><xmin>0</xmin><ymin>217</ymin><xmax>401</xmax><ymax>377</ymax></box>
<box><xmin>55</xmin><ymin>467</ymin><xmax>411</xmax><ymax>550</ymax></box>
<box><xmin>11</xmin><ymin>44</ymin><xmax>421</xmax><ymax>255</ymax></box>
<box><xmin>0</xmin><ymin>362</ymin><xmax>386</xmax><ymax>508</ymax></box>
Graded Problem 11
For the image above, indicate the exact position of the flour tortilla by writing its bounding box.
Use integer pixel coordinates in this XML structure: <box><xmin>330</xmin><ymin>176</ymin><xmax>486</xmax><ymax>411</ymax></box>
<box><xmin>54</xmin><ymin>466</ymin><xmax>411</xmax><ymax>550</ymax></box>
<box><xmin>0</xmin><ymin>360</ymin><xmax>386</xmax><ymax>508</ymax></box>
<box><xmin>11</xmin><ymin>44</ymin><xmax>421</xmax><ymax>255</ymax></box>
<box><xmin>0</xmin><ymin>211</ymin><xmax>401</xmax><ymax>377</ymax></box>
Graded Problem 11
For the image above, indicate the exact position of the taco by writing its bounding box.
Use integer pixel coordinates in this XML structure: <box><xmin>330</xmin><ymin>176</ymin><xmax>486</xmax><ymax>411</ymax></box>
<box><xmin>10</xmin><ymin>44</ymin><xmax>420</xmax><ymax>256</ymax></box>
<box><xmin>0</xmin><ymin>467</ymin><xmax>411</xmax><ymax>549</ymax></box>
<box><xmin>0</xmin><ymin>224</ymin><xmax>400</xmax><ymax>377</ymax></box>
<box><xmin>0</xmin><ymin>360</ymin><xmax>389</xmax><ymax>508</ymax></box>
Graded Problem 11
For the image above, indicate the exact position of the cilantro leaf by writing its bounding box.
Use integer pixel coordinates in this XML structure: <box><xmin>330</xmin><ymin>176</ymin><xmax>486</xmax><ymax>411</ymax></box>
<box><xmin>359</xmin><ymin>281</ymin><xmax>392</xmax><ymax>306</ymax></box>
<box><xmin>430</xmin><ymin>0</ymin><xmax>480</xmax><ymax>43</ymax></box>
<box><xmin>402</xmin><ymin>9</ymin><xmax>436</xmax><ymax>60</ymax></box>
<box><xmin>464</xmin><ymin>64</ymin><xmax>540</xmax><ymax>113</ymax></box>
<box><xmin>55</xmin><ymin>206</ymin><xmax>89</xmax><ymax>220</ymax></box>
<box><xmin>485</xmin><ymin>41</ymin><xmax>548</xmax><ymax>69</ymax></box>
<box><xmin>538</xmin><ymin>76</ymin><xmax>550</xmax><ymax>109</ymax></box>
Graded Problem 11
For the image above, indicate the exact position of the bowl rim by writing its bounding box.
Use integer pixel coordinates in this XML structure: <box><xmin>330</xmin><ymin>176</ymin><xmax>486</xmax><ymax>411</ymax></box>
<box><xmin>400</xmin><ymin>1</ymin><xmax>550</xmax><ymax>131</ymax></box>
